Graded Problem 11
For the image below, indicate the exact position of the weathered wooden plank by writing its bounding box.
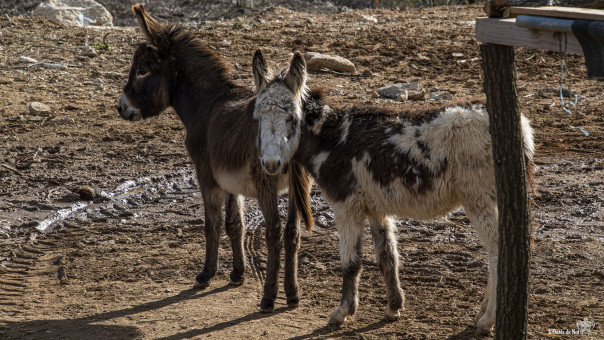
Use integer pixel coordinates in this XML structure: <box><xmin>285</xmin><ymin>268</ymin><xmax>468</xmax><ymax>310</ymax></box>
<box><xmin>485</xmin><ymin>0</ymin><xmax>604</xmax><ymax>18</ymax></box>
<box><xmin>475</xmin><ymin>17</ymin><xmax>584</xmax><ymax>54</ymax></box>
<box><xmin>509</xmin><ymin>6</ymin><xmax>604</xmax><ymax>20</ymax></box>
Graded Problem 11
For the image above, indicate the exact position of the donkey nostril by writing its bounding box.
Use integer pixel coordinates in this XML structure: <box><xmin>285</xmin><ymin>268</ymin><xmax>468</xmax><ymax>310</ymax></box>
<box><xmin>276</xmin><ymin>160</ymin><xmax>282</xmax><ymax>168</ymax></box>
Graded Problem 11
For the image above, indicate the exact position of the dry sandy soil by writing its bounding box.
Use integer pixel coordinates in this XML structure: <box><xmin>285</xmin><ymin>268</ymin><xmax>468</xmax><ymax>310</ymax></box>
<box><xmin>1</xmin><ymin>4</ymin><xmax>603</xmax><ymax>339</ymax></box>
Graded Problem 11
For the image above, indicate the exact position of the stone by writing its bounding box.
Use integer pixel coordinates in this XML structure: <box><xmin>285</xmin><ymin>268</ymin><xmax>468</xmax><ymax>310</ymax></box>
<box><xmin>32</xmin><ymin>0</ymin><xmax>113</xmax><ymax>26</ymax></box>
<box><xmin>407</xmin><ymin>89</ymin><xmax>425</xmax><ymax>101</ymax></box>
<box><xmin>29</xmin><ymin>102</ymin><xmax>51</xmax><ymax>115</ymax></box>
<box><xmin>19</xmin><ymin>56</ymin><xmax>38</xmax><ymax>64</ymax></box>
<box><xmin>358</xmin><ymin>15</ymin><xmax>378</xmax><ymax>23</ymax></box>
<box><xmin>429</xmin><ymin>91</ymin><xmax>453</xmax><ymax>102</ymax></box>
<box><xmin>376</xmin><ymin>82</ymin><xmax>421</xmax><ymax>99</ymax></box>
<box><xmin>80</xmin><ymin>46</ymin><xmax>97</xmax><ymax>57</ymax></box>
<box><xmin>304</xmin><ymin>52</ymin><xmax>356</xmax><ymax>73</ymax></box>
<box><xmin>41</xmin><ymin>62</ymin><xmax>67</xmax><ymax>69</ymax></box>
<box><xmin>0</xmin><ymin>78</ymin><xmax>13</xmax><ymax>84</ymax></box>
<box><xmin>76</xmin><ymin>185</ymin><xmax>95</xmax><ymax>201</ymax></box>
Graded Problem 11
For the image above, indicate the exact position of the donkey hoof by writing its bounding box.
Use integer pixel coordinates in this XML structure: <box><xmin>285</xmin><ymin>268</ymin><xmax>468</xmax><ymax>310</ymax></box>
<box><xmin>384</xmin><ymin>306</ymin><xmax>400</xmax><ymax>321</ymax></box>
<box><xmin>228</xmin><ymin>273</ymin><xmax>244</xmax><ymax>286</ymax></box>
<box><xmin>260</xmin><ymin>297</ymin><xmax>274</xmax><ymax>313</ymax></box>
<box><xmin>287</xmin><ymin>297</ymin><xmax>300</xmax><ymax>308</ymax></box>
<box><xmin>328</xmin><ymin>309</ymin><xmax>347</xmax><ymax>326</ymax></box>
<box><xmin>475</xmin><ymin>317</ymin><xmax>494</xmax><ymax>336</ymax></box>
<box><xmin>192</xmin><ymin>279</ymin><xmax>210</xmax><ymax>290</ymax></box>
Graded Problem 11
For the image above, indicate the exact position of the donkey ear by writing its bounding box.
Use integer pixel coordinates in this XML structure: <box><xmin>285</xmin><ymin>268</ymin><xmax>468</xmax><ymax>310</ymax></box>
<box><xmin>132</xmin><ymin>4</ymin><xmax>162</xmax><ymax>46</ymax></box>
<box><xmin>252</xmin><ymin>49</ymin><xmax>269</xmax><ymax>94</ymax></box>
<box><xmin>285</xmin><ymin>52</ymin><xmax>307</xmax><ymax>98</ymax></box>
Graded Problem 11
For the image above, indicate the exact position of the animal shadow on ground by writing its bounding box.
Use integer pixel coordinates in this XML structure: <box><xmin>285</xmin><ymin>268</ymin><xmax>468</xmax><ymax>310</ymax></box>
<box><xmin>4</xmin><ymin>285</ymin><xmax>289</xmax><ymax>340</ymax></box>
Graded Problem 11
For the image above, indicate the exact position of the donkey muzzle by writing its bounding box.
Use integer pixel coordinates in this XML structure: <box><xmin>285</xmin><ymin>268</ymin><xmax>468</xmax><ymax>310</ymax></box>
<box><xmin>261</xmin><ymin>157</ymin><xmax>283</xmax><ymax>176</ymax></box>
<box><xmin>117</xmin><ymin>94</ymin><xmax>142</xmax><ymax>121</ymax></box>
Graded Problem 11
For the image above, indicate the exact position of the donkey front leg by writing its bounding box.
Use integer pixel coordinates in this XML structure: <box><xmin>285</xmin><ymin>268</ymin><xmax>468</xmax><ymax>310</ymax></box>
<box><xmin>283</xmin><ymin>188</ymin><xmax>301</xmax><ymax>307</ymax></box>
<box><xmin>225</xmin><ymin>194</ymin><xmax>246</xmax><ymax>285</ymax></box>
<box><xmin>258</xmin><ymin>180</ymin><xmax>283</xmax><ymax>313</ymax></box>
<box><xmin>368</xmin><ymin>216</ymin><xmax>404</xmax><ymax>321</ymax></box>
<box><xmin>194</xmin><ymin>188</ymin><xmax>225</xmax><ymax>289</ymax></box>
<box><xmin>329</xmin><ymin>209</ymin><xmax>364</xmax><ymax>325</ymax></box>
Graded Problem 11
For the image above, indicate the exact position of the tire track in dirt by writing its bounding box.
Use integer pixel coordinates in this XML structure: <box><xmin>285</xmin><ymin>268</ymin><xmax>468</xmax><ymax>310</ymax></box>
<box><xmin>245</xmin><ymin>226</ymin><xmax>266</xmax><ymax>283</ymax></box>
<box><xmin>0</xmin><ymin>241</ymin><xmax>52</xmax><ymax>318</ymax></box>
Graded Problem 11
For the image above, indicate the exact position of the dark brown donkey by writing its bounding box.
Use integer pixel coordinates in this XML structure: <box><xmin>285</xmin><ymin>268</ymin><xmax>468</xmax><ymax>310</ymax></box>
<box><xmin>116</xmin><ymin>5</ymin><xmax>313</xmax><ymax>312</ymax></box>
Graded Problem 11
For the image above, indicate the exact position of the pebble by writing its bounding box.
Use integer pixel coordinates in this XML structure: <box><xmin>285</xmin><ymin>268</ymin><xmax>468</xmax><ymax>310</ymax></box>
<box><xmin>376</xmin><ymin>82</ymin><xmax>421</xmax><ymax>99</ymax></box>
<box><xmin>0</xmin><ymin>78</ymin><xmax>13</xmax><ymax>84</ymax></box>
<box><xmin>429</xmin><ymin>91</ymin><xmax>453</xmax><ymax>102</ymax></box>
<box><xmin>28</xmin><ymin>102</ymin><xmax>51</xmax><ymax>115</ymax></box>
<box><xmin>19</xmin><ymin>56</ymin><xmax>38</xmax><ymax>63</ymax></box>
<box><xmin>80</xmin><ymin>46</ymin><xmax>97</xmax><ymax>58</ymax></box>
<box><xmin>76</xmin><ymin>185</ymin><xmax>96</xmax><ymax>201</ymax></box>
<box><xmin>465</xmin><ymin>79</ymin><xmax>478</xmax><ymax>86</ymax></box>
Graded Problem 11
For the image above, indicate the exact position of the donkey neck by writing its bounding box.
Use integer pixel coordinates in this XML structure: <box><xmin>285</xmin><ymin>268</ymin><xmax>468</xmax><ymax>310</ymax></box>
<box><xmin>169</xmin><ymin>63</ymin><xmax>238</xmax><ymax>130</ymax></box>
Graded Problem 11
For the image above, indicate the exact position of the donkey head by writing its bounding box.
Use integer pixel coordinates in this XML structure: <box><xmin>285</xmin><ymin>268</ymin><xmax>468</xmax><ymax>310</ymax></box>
<box><xmin>252</xmin><ymin>50</ymin><xmax>308</xmax><ymax>175</ymax></box>
<box><xmin>117</xmin><ymin>4</ymin><xmax>173</xmax><ymax>121</ymax></box>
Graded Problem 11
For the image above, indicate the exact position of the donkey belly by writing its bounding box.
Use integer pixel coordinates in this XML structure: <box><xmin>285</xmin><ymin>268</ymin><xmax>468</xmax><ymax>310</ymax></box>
<box><xmin>214</xmin><ymin>166</ymin><xmax>289</xmax><ymax>198</ymax></box>
<box><xmin>215</xmin><ymin>166</ymin><xmax>258</xmax><ymax>198</ymax></box>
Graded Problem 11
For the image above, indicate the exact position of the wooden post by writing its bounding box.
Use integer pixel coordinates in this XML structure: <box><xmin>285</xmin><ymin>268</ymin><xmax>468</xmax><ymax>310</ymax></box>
<box><xmin>480</xmin><ymin>44</ymin><xmax>531</xmax><ymax>339</ymax></box>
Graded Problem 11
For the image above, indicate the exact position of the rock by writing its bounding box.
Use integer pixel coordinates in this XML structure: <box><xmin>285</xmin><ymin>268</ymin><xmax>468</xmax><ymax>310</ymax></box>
<box><xmin>465</xmin><ymin>79</ymin><xmax>477</xmax><ymax>86</ymax></box>
<box><xmin>32</xmin><ymin>0</ymin><xmax>113</xmax><ymax>26</ymax></box>
<box><xmin>358</xmin><ymin>15</ymin><xmax>378</xmax><ymax>23</ymax></box>
<box><xmin>19</xmin><ymin>56</ymin><xmax>38</xmax><ymax>64</ymax></box>
<box><xmin>76</xmin><ymin>185</ymin><xmax>95</xmax><ymax>200</ymax></box>
<box><xmin>429</xmin><ymin>91</ymin><xmax>453</xmax><ymax>102</ymax></box>
<box><xmin>407</xmin><ymin>89</ymin><xmax>425</xmax><ymax>101</ymax></box>
<box><xmin>80</xmin><ymin>46</ymin><xmax>97</xmax><ymax>57</ymax></box>
<box><xmin>304</xmin><ymin>52</ymin><xmax>356</xmax><ymax>73</ymax></box>
<box><xmin>376</xmin><ymin>82</ymin><xmax>421</xmax><ymax>100</ymax></box>
<box><xmin>41</xmin><ymin>62</ymin><xmax>67</xmax><ymax>69</ymax></box>
<box><xmin>29</xmin><ymin>102</ymin><xmax>51</xmax><ymax>115</ymax></box>
<box><xmin>0</xmin><ymin>78</ymin><xmax>13</xmax><ymax>84</ymax></box>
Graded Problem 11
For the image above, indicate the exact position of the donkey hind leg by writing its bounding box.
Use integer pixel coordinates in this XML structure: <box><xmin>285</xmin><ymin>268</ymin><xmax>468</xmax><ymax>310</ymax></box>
<box><xmin>258</xmin><ymin>179</ymin><xmax>283</xmax><ymax>313</ymax></box>
<box><xmin>225</xmin><ymin>194</ymin><xmax>246</xmax><ymax>285</ymax></box>
<box><xmin>329</xmin><ymin>210</ymin><xmax>364</xmax><ymax>326</ymax></box>
<box><xmin>368</xmin><ymin>216</ymin><xmax>404</xmax><ymax>321</ymax></box>
<box><xmin>194</xmin><ymin>189</ymin><xmax>225</xmax><ymax>289</ymax></box>
<box><xmin>284</xmin><ymin>190</ymin><xmax>301</xmax><ymax>307</ymax></box>
<box><xmin>464</xmin><ymin>201</ymin><xmax>499</xmax><ymax>334</ymax></box>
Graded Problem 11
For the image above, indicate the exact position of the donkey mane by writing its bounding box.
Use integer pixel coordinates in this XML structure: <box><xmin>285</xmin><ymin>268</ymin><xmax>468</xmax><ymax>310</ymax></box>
<box><xmin>153</xmin><ymin>23</ymin><xmax>234</xmax><ymax>88</ymax></box>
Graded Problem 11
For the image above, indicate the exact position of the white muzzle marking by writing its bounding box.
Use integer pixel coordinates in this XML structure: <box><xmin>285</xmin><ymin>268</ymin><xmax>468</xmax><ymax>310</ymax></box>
<box><xmin>118</xmin><ymin>94</ymin><xmax>142</xmax><ymax>121</ymax></box>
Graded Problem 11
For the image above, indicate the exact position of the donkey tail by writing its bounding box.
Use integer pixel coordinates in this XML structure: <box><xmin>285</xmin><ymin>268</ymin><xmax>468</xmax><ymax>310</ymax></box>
<box><xmin>290</xmin><ymin>162</ymin><xmax>314</xmax><ymax>233</ymax></box>
<box><xmin>520</xmin><ymin>115</ymin><xmax>536</xmax><ymax>193</ymax></box>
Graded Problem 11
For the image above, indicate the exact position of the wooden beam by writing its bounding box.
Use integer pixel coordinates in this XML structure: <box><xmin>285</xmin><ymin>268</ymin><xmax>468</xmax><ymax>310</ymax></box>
<box><xmin>485</xmin><ymin>0</ymin><xmax>604</xmax><ymax>18</ymax></box>
<box><xmin>480</xmin><ymin>43</ymin><xmax>531</xmax><ymax>340</ymax></box>
<box><xmin>509</xmin><ymin>6</ymin><xmax>604</xmax><ymax>20</ymax></box>
<box><xmin>476</xmin><ymin>17</ymin><xmax>584</xmax><ymax>55</ymax></box>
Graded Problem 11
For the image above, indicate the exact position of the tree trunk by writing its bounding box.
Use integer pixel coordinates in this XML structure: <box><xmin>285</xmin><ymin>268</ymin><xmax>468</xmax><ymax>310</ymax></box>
<box><xmin>480</xmin><ymin>44</ymin><xmax>531</xmax><ymax>339</ymax></box>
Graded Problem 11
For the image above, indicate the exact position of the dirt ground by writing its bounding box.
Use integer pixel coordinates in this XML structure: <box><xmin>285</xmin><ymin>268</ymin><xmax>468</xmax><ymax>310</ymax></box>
<box><xmin>1</xmin><ymin>4</ymin><xmax>603</xmax><ymax>339</ymax></box>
